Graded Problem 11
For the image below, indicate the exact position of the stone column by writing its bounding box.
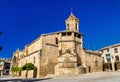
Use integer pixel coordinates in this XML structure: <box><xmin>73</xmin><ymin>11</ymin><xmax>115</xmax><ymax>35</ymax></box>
<box><xmin>111</xmin><ymin>62</ymin><xmax>115</xmax><ymax>71</ymax></box>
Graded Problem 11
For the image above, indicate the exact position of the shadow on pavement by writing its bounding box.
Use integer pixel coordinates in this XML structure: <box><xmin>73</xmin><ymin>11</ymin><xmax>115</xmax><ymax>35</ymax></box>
<box><xmin>0</xmin><ymin>78</ymin><xmax>52</xmax><ymax>82</ymax></box>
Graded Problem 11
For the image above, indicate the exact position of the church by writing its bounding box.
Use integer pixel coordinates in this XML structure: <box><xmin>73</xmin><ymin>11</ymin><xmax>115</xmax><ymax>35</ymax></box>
<box><xmin>11</xmin><ymin>12</ymin><xmax>102</xmax><ymax>78</ymax></box>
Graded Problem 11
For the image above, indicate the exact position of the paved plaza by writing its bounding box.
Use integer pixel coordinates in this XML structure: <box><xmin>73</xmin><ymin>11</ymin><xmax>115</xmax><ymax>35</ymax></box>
<box><xmin>0</xmin><ymin>71</ymin><xmax>120</xmax><ymax>82</ymax></box>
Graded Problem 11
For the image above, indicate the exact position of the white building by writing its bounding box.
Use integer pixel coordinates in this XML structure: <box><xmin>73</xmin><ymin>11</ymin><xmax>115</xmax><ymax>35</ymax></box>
<box><xmin>100</xmin><ymin>43</ymin><xmax>120</xmax><ymax>71</ymax></box>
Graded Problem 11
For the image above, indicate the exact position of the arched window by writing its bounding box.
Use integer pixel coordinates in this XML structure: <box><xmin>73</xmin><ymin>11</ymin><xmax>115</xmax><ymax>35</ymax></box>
<box><xmin>55</xmin><ymin>38</ymin><xmax>58</xmax><ymax>44</ymax></box>
<box><xmin>67</xmin><ymin>23</ymin><xmax>69</xmax><ymax>30</ymax></box>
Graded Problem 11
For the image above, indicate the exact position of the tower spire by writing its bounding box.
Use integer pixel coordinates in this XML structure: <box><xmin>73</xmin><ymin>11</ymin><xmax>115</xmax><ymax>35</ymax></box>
<box><xmin>71</xmin><ymin>6</ymin><xmax>73</xmax><ymax>14</ymax></box>
<box><xmin>65</xmin><ymin>10</ymin><xmax>80</xmax><ymax>32</ymax></box>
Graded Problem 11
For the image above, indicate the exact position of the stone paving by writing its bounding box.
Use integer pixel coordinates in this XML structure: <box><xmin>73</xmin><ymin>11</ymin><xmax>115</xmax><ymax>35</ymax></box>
<box><xmin>38</xmin><ymin>72</ymin><xmax>120</xmax><ymax>82</ymax></box>
<box><xmin>0</xmin><ymin>72</ymin><xmax>120</xmax><ymax>82</ymax></box>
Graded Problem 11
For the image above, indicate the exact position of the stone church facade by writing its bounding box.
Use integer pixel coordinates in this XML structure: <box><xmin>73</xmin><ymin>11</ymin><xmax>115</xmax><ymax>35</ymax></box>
<box><xmin>11</xmin><ymin>12</ymin><xmax>102</xmax><ymax>78</ymax></box>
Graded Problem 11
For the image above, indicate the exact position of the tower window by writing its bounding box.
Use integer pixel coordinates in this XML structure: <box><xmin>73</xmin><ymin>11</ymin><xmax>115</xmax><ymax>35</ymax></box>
<box><xmin>67</xmin><ymin>23</ymin><xmax>69</xmax><ymax>28</ymax></box>
<box><xmin>67</xmin><ymin>24</ymin><xmax>69</xmax><ymax>30</ymax></box>
<box><xmin>74</xmin><ymin>33</ymin><xmax>77</xmax><ymax>37</ymax></box>
<box><xmin>67</xmin><ymin>32</ymin><xmax>72</xmax><ymax>36</ymax></box>
<box><xmin>62</xmin><ymin>33</ymin><xmax>66</xmax><ymax>36</ymax></box>
<box><xmin>78</xmin><ymin>34</ymin><xmax>81</xmax><ymax>38</ymax></box>
<box><xmin>55</xmin><ymin>38</ymin><xmax>58</xmax><ymax>44</ymax></box>
<box><xmin>75</xmin><ymin>23</ymin><xmax>77</xmax><ymax>30</ymax></box>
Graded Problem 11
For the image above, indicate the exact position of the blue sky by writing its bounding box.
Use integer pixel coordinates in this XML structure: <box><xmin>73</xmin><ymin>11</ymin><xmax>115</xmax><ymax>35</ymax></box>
<box><xmin>0</xmin><ymin>0</ymin><xmax>120</xmax><ymax>58</ymax></box>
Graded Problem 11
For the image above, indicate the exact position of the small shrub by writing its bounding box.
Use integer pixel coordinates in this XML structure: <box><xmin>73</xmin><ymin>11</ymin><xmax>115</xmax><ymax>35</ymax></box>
<box><xmin>22</xmin><ymin>63</ymin><xmax>34</xmax><ymax>70</ymax></box>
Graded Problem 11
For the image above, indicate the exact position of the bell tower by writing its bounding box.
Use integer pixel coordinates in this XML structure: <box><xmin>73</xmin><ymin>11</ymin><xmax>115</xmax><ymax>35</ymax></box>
<box><xmin>55</xmin><ymin>12</ymin><xmax>86</xmax><ymax>76</ymax></box>
<box><xmin>65</xmin><ymin>12</ymin><xmax>79</xmax><ymax>32</ymax></box>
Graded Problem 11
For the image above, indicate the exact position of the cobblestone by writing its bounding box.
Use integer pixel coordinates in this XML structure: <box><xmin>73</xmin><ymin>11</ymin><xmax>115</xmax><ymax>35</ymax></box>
<box><xmin>0</xmin><ymin>72</ymin><xmax>120</xmax><ymax>82</ymax></box>
<box><xmin>36</xmin><ymin>72</ymin><xmax>120</xmax><ymax>82</ymax></box>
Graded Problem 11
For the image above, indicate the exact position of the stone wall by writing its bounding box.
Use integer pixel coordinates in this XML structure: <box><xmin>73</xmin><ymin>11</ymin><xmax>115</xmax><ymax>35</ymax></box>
<box><xmin>18</xmin><ymin>51</ymin><xmax>40</xmax><ymax>78</ymax></box>
<box><xmin>40</xmin><ymin>34</ymin><xmax>59</xmax><ymax>77</ymax></box>
<box><xmin>27</xmin><ymin>70</ymin><xmax>34</xmax><ymax>78</ymax></box>
<box><xmin>84</xmin><ymin>51</ymin><xmax>102</xmax><ymax>73</ymax></box>
<box><xmin>76</xmin><ymin>41</ymin><xmax>85</xmax><ymax>66</ymax></box>
<box><xmin>21</xmin><ymin>70</ymin><xmax>26</xmax><ymax>78</ymax></box>
<box><xmin>27</xmin><ymin>37</ymin><xmax>42</xmax><ymax>55</ymax></box>
<box><xmin>55</xmin><ymin>52</ymin><xmax>78</xmax><ymax>76</ymax></box>
<box><xmin>20</xmin><ymin>70</ymin><xmax>34</xmax><ymax>78</ymax></box>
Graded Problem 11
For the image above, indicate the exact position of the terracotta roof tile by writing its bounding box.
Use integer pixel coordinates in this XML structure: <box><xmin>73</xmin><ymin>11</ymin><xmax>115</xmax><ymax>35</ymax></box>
<box><xmin>66</xmin><ymin>12</ymin><xmax>79</xmax><ymax>21</ymax></box>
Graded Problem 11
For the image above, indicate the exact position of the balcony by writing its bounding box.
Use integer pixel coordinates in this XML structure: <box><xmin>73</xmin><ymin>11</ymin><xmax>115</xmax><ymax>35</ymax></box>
<box><xmin>102</xmin><ymin>59</ymin><xmax>111</xmax><ymax>64</ymax></box>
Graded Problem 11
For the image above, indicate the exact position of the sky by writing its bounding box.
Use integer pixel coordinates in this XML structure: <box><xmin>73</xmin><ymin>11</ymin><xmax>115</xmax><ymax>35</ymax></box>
<box><xmin>0</xmin><ymin>0</ymin><xmax>120</xmax><ymax>58</ymax></box>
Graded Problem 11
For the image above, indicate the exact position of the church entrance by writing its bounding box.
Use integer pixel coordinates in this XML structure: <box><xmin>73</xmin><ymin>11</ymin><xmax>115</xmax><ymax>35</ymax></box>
<box><xmin>88</xmin><ymin>66</ymin><xmax>91</xmax><ymax>73</ymax></box>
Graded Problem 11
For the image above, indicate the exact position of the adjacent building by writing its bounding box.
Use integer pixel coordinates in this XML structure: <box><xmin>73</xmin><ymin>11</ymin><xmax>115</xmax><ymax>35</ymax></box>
<box><xmin>0</xmin><ymin>58</ymin><xmax>11</xmax><ymax>76</ymax></box>
<box><xmin>11</xmin><ymin>12</ymin><xmax>102</xmax><ymax>78</ymax></box>
<box><xmin>100</xmin><ymin>43</ymin><xmax>120</xmax><ymax>71</ymax></box>
<box><xmin>0</xmin><ymin>59</ymin><xmax>4</xmax><ymax>76</ymax></box>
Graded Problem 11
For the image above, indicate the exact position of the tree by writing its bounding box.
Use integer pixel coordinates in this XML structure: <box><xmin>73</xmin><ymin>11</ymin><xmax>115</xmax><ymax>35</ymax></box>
<box><xmin>11</xmin><ymin>67</ymin><xmax>17</xmax><ymax>76</ymax></box>
<box><xmin>18</xmin><ymin>67</ymin><xmax>23</xmax><ymax>71</ymax></box>
<box><xmin>22</xmin><ymin>63</ymin><xmax>34</xmax><ymax>78</ymax></box>
<box><xmin>22</xmin><ymin>63</ymin><xmax>34</xmax><ymax>70</ymax></box>
<box><xmin>11</xmin><ymin>67</ymin><xmax>15</xmax><ymax>73</ymax></box>
<box><xmin>11</xmin><ymin>67</ymin><xmax>21</xmax><ymax>76</ymax></box>
<box><xmin>11</xmin><ymin>63</ymin><xmax>34</xmax><ymax>78</ymax></box>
